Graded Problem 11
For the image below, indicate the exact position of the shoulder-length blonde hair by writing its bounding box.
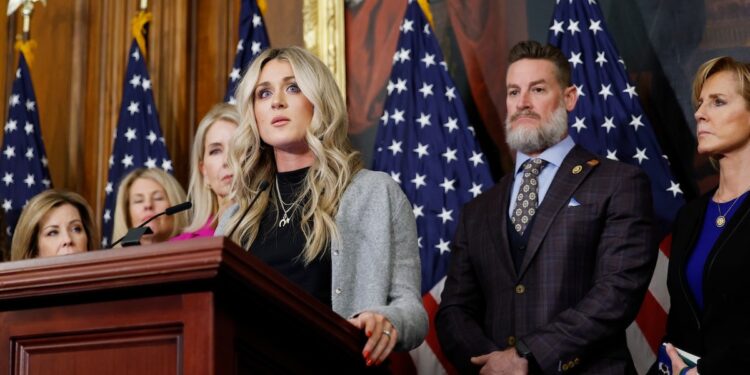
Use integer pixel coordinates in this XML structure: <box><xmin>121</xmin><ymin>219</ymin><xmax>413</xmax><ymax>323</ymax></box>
<box><xmin>11</xmin><ymin>189</ymin><xmax>99</xmax><ymax>260</ymax></box>
<box><xmin>692</xmin><ymin>56</ymin><xmax>750</xmax><ymax>109</ymax></box>
<box><xmin>692</xmin><ymin>56</ymin><xmax>750</xmax><ymax>168</ymax></box>
<box><xmin>225</xmin><ymin>46</ymin><xmax>362</xmax><ymax>263</ymax></box>
<box><xmin>183</xmin><ymin>103</ymin><xmax>240</xmax><ymax>233</ymax></box>
<box><xmin>112</xmin><ymin>168</ymin><xmax>188</xmax><ymax>243</ymax></box>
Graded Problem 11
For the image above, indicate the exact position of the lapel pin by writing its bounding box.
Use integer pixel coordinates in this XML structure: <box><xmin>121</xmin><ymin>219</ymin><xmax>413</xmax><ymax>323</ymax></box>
<box><xmin>572</xmin><ymin>165</ymin><xmax>583</xmax><ymax>174</ymax></box>
<box><xmin>586</xmin><ymin>159</ymin><xmax>600</xmax><ymax>167</ymax></box>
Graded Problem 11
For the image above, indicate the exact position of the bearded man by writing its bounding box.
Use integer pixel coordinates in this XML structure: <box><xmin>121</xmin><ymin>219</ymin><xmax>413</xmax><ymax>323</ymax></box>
<box><xmin>435</xmin><ymin>41</ymin><xmax>659</xmax><ymax>375</ymax></box>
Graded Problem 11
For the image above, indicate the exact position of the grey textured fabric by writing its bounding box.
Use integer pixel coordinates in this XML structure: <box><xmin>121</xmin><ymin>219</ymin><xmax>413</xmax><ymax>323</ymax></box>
<box><xmin>216</xmin><ymin>169</ymin><xmax>427</xmax><ymax>350</ymax></box>
<box><xmin>511</xmin><ymin>158</ymin><xmax>548</xmax><ymax>235</ymax></box>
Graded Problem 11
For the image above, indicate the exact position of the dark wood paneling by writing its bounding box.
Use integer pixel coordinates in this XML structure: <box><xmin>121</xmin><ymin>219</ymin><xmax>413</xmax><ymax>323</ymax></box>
<box><xmin>265</xmin><ymin>0</ymin><xmax>304</xmax><ymax>48</ymax></box>
<box><xmin>15</xmin><ymin>324</ymin><xmax>182</xmax><ymax>375</ymax></box>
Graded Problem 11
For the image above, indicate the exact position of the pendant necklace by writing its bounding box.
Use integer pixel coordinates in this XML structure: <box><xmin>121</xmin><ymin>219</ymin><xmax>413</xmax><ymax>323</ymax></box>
<box><xmin>275</xmin><ymin>175</ymin><xmax>295</xmax><ymax>227</ymax></box>
<box><xmin>715</xmin><ymin>193</ymin><xmax>743</xmax><ymax>228</ymax></box>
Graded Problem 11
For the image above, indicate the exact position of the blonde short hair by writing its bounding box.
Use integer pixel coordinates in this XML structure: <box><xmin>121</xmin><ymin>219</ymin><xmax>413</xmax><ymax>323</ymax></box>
<box><xmin>11</xmin><ymin>189</ymin><xmax>98</xmax><ymax>260</ymax></box>
<box><xmin>183</xmin><ymin>103</ymin><xmax>240</xmax><ymax>233</ymax></box>
<box><xmin>692</xmin><ymin>56</ymin><xmax>750</xmax><ymax>168</ymax></box>
<box><xmin>692</xmin><ymin>56</ymin><xmax>750</xmax><ymax>110</ymax></box>
<box><xmin>225</xmin><ymin>46</ymin><xmax>362</xmax><ymax>263</ymax></box>
<box><xmin>112</xmin><ymin>168</ymin><xmax>188</xmax><ymax>243</ymax></box>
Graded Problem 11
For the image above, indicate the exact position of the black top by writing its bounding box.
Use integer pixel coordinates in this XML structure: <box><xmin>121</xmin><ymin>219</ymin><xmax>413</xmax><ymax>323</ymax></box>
<box><xmin>661</xmin><ymin>189</ymin><xmax>750</xmax><ymax>374</ymax></box>
<box><xmin>249</xmin><ymin>167</ymin><xmax>332</xmax><ymax>307</ymax></box>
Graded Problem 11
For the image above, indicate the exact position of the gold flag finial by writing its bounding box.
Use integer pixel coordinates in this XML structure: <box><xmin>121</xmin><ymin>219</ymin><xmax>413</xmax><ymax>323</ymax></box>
<box><xmin>257</xmin><ymin>0</ymin><xmax>267</xmax><ymax>16</ymax></box>
<box><xmin>14</xmin><ymin>39</ymin><xmax>37</xmax><ymax>67</ymax></box>
<box><xmin>131</xmin><ymin>10</ymin><xmax>152</xmax><ymax>56</ymax></box>
<box><xmin>417</xmin><ymin>0</ymin><xmax>434</xmax><ymax>29</ymax></box>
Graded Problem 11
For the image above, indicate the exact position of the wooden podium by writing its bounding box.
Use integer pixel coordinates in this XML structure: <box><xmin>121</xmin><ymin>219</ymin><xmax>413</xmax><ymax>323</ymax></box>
<box><xmin>0</xmin><ymin>237</ymin><xmax>385</xmax><ymax>374</ymax></box>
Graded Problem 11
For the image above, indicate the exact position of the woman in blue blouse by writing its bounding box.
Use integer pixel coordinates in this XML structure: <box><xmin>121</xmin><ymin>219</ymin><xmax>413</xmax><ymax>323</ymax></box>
<box><xmin>663</xmin><ymin>56</ymin><xmax>750</xmax><ymax>374</ymax></box>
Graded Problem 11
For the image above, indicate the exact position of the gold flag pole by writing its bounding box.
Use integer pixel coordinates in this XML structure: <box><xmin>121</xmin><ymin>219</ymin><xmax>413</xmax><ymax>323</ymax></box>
<box><xmin>8</xmin><ymin>0</ymin><xmax>45</xmax><ymax>66</ymax></box>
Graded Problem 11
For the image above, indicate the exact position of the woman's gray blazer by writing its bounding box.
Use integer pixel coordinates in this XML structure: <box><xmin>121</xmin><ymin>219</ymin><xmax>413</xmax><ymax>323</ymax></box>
<box><xmin>216</xmin><ymin>169</ymin><xmax>427</xmax><ymax>350</ymax></box>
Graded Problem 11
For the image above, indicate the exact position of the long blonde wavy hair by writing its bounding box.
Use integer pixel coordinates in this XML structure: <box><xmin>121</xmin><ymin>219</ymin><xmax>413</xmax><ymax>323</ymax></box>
<box><xmin>182</xmin><ymin>103</ymin><xmax>240</xmax><ymax>233</ymax></box>
<box><xmin>225</xmin><ymin>46</ymin><xmax>362</xmax><ymax>263</ymax></box>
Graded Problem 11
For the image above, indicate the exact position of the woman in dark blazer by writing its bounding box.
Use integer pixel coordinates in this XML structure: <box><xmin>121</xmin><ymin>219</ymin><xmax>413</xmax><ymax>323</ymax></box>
<box><xmin>663</xmin><ymin>56</ymin><xmax>750</xmax><ymax>374</ymax></box>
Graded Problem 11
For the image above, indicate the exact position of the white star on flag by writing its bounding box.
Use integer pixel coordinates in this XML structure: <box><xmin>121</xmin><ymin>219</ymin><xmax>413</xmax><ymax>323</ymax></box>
<box><xmin>437</xmin><ymin>207</ymin><xmax>453</xmax><ymax>224</ymax></box>
<box><xmin>469</xmin><ymin>183</ymin><xmax>483</xmax><ymax>198</ymax></box>
<box><xmin>571</xmin><ymin>116</ymin><xmax>587</xmax><ymax>132</ymax></box>
<box><xmin>569</xmin><ymin>52</ymin><xmax>583</xmax><ymax>68</ymax></box>
<box><xmin>124</xmin><ymin>128</ymin><xmax>137</xmax><ymax>142</ymax></box>
<box><xmin>633</xmin><ymin>147</ymin><xmax>649</xmax><ymax>164</ymax></box>
<box><xmin>442</xmin><ymin>147</ymin><xmax>458</xmax><ymax>163</ymax></box>
<box><xmin>129</xmin><ymin>74</ymin><xmax>141</xmax><ymax>88</ymax></box>
<box><xmin>388</xmin><ymin>140</ymin><xmax>403</xmax><ymax>155</ymax></box>
<box><xmin>412</xmin><ymin>204</ymin><xmax>424</xmax><ymax>219</ymax></box>
<box><xmin>419</xmin><ymin>83</ymin><xmax>434</xmax><ymax>98</ymax></box>
<box><xmin>550</xmin><ymin>19</ymin><xmax>565</xmax><ymax>36</ymax></box>
<box><xmin>469</xmin><ymin>151</ymin><xmax>485</xmax><ymax>167</ymax></box>
<box><xmin>2</xmin><ymin>173</ymin><xmax>13</xmax><ymax>186</ymax></box>
<box><xmin>435</xmin><ymin>238</ymin><xmax>451</xmax><ymax>254</ymax></box>
<box><xmin>413</xmin><ymin>143</ymin><xmax>430</xmax><ymax>158</ymax></box>
<box><xmin>421</xmin><ymin>53</ymin><xmax>436</xmax><ymax>68</ymax></box>
<box><xmin>416</xmin><ymin>113</ymin><xmax>431</xmax><ymax>128</ymax></box>
<box><xmin>439</xmin><ymin>177</ymin><xmax>456</xmax><ymax>193</ymax></box>
<box><xmin>121</xmin><ymin>154</ymin><xmax>134</xmax><ymax>168</ymax></box>
<box><xmin>23</xmin><ymin>174</ymin><xmax>35</xmax><ymax>187</ymax></box>
<box><xmin>127</xmin><ymin>101</ymin><xmax>140</xmax><ymax>115</ymax></box>
<box><xmin>442</xmin><ymin>117</ymin><xmax>459</xmax><ymax>133</ymax></box>
<box><xmin>411</xmin><ymin>173</ymin><xmax>427</xmax><ymax>189</ymax></box>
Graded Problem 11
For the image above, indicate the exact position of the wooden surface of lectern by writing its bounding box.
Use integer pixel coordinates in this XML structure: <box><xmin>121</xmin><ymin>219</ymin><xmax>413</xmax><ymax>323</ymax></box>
<box><xmin>0</xmin><ymin>237</ymin><xmax>384</xmax><ymax>374</ymax></box>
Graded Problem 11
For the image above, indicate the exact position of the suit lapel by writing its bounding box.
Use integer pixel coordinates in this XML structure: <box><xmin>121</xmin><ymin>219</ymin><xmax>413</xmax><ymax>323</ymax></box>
<box><xmin>486</xmin><ymin>176</ymin><xmax>517</xmax><ymax>279</ymax></box>
<box><xmin>674</xmin><ymin>194</ymin><xmax>708</xmax><ymax>322</ymax></box>
<box><xmin>518</xmin><ymin>146</ymin><xmax>597</xmax><ymax>278</ymax></box>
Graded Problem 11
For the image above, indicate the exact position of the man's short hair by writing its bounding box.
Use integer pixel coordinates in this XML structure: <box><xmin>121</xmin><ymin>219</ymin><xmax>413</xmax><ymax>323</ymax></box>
<box><xmin>508</xmin><ymin>40</ymin><xmax>571</xmax><ymax>88</ymax></box>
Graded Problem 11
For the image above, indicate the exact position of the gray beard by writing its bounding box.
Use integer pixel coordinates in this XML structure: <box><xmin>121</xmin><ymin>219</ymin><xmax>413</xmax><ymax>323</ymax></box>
<box><xmin>505</xmin><ymin>105</ymin><xmax>568</xmax><ymax>154</ymax></box>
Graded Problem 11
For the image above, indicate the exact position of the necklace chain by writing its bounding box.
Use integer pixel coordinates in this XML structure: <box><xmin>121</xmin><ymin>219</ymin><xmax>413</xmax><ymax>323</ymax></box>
<box><xmin>275</xmin><ymin>175</ymin><xmax>295</xmax><ymax>227</ymax></box>
<box><xmin>715</xmin><ymin>192</ymin><xmax>745</xmax><ymax>228</ymax></box>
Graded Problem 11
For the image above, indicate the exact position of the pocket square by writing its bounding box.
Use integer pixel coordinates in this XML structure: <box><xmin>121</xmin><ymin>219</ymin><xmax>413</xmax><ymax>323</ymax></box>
<box><xmin>567</xmin><ymin>197</ymin><xmax>581</xmax><ymax>207</ymax></box>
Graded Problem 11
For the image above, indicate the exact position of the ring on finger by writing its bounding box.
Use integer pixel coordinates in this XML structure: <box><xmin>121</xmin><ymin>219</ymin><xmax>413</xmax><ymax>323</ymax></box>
<box><xmin>383</xmin><ymin>329</ymin><xmax>391</xmax><ymax>338</ymax></box>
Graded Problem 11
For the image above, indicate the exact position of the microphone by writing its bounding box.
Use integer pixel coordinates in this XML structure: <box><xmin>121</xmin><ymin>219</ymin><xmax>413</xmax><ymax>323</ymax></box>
<box><xmin>109</xmin><ymin>201</ymin><xmax>193</xmax><ymax>248</ymax></box>
<box><xmin>165</xmin><ymin>201</ymin><xmax>193</xmax><ymax>216</ymax></box>
<box><xmin>225</xmin><ymin>181</ymin><xmax>270</xmax><ymax>240</ymax></box>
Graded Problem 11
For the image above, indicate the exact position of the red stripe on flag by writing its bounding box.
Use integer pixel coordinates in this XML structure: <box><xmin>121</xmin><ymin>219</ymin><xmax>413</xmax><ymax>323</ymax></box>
<box><xmin>635</xmin><ymin>290</ymin><xmax>668</xmax><ymax>353</ymax></box>
<box><xmin>389</xmin><ymin>352</ymin><xmax>418</xmax><ymax>374</ymax></box>
<box><xmin>659</xmin><ymin>234</ymin><xmax>672</xmax><ymax>258</ymax></box>
<box><xmin>423</xmin><ymin>293</ymin><xmax>459</xmax><ymax>375</ymax></box>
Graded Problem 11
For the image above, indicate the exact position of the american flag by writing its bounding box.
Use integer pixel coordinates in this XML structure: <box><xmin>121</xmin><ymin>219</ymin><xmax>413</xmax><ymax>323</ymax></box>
<box><xmin>548</xmin><ymin>0</ymin><xmax>685</xmax><ymax>373</ymax></box>
<box><xmin>101</xmin><ymin>39</ymin><xmax>172</xmax><ymax>247</ymax></box>
<box><xmin>0</xmin><ymin>52</ymin><xmax>52</xmax><ymax>240</ymax></box>
<box><xmin>225</xmin><ymin>0</ymin><xmax>270</xmax><ymax>104</ymax></box>
<box><xmin>372</xmin><ymin>1</ymin><xmax>494</xmax><ymax>373</ymax></box>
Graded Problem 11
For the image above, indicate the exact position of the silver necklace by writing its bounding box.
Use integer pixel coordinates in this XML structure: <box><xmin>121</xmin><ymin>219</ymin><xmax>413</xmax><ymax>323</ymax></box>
<box><xmin>715</xmin><ymin>193</ymin><xmax>744</xmax><ymax>228</ymax></box>
<box><xmin>275</xmin><ymin>175</ymin><xmax>294</xmax><ymax>227</ymax></box>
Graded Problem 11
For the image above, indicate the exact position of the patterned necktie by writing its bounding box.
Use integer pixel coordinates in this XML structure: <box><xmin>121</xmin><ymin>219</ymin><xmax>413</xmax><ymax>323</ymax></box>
<box><xmin>511</xmin><ymin>158</ymin><xmax>548</xmax><ymax>235</ymax></box>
